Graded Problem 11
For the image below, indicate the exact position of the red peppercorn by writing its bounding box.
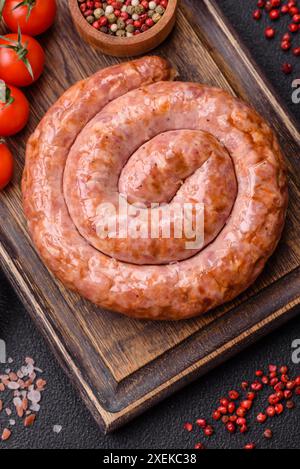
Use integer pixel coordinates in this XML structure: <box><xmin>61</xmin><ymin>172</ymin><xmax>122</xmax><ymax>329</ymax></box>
<box><xmin>194</xmin><ymin>442</ymin><xmax>205</xmax><ymax>450</ymax></box>
<box><xmin>204</xmin><ymin>425</ymin><xmax>214</xmax><ymax>437</ymax></box>
<box><xmin>255</xmin><ymin>370</ymin><xmax>264</xmax><ymax>377</ymax></box>
<box><xmin>241</xmin><ymin>400</ymin><xmax>253</xmax><ymax>411</ymax></box>
<box><xmin>281</xmin><ymin>4</ymin><xmax>289</xmax><ymax>13</ymax></box>
<box><xmin>257</xmin><ymin>412</ymin><xmax>267</xmax><ymax>423</ymax></box>
<box><xmin>218</xmin><ymin>406</ymin><xmax>228</xmax><ymax>415</ymax></box>
<box><xmin>222</xmin><ymin>415</ymin><xmax>229</xmax><ymax>424</ymax></box>
<box><xmin>265</xmin><ymin>26</ymin><xmax>276</xmax><ymax>38</ymax></box>
<box><xmin>269</xmin><ymin>394</ymin><xmax>280</xmax><ymax>405</ymax></box>
<box><xmin>276</xmin><ymin>390</ymin><xmax>284</xmax><ymax>400</ymax></box>
<box><xmin>145</xmin><ymin>18</ymin><xmax>154</xmax><ymax>27</ymax></box>
<box><xmin>139</xmin><ymin>14</ymin><xmax>148</xmax><ymax>23</ymax></box>
<box><xmin>257</xmin><ymin>0</ymin><xmax>266</xmax><ymax>6</ymax></box>
<box><xmin>251</xmin><ymin>382</ymin><xmax>263</xmax><ymax>391</ymax></box>
<box><xmin>228</xmin><ymin>390</ymin><xmax>240</xmax><ymax>400</ymax></box>
<box><xmin>275</xmin><ymin>403</ymin><xmax>284</xmax><ymax>415</ymax></box>
<box><xmin>228</xmin><ymin>402</ymin><xmax>236</xmax><ymax>414</ymax></box>
<box><xmin>226</xmin><ymin>422</ymin><xmax>236</xmax><ymax>433</ymax></box>
<box><xmin>236</xmin><ymin>417</ymin><xmax>246</xmax><ymax>426</ymax></box>
<box><xmin>98</xmin><ymin>16</ymin><xmax>108</xmax><ymax>26</ymax></box>
<box><xmin>284</xmin><ymin>390</ymin><xmax>293</xmax><ymax>399</ymax></box>
<box><xmin>244</xmin><ymin>443</ymin><xmax>256</xmax><ymax>450</ymax></box>
<box><xmin>264</xmin><ymin>429</ymin><xmax>273</xmax><ymax>439</ymax></box>
<box><xmin>184</xmin><ymin>422</ymin><xmax>193</xmax><ymax>432</ymax></box>
<box><xmin>281</xmin><ymin>40</ymin><xmax>291</xmax><ymax>50</ymax></box>
<box><xmin>269</xmin><ymin>365</ymin><xmax>277</xmax><ymax>373</ymax></box>
<box><xmin>266</xmin><ymin>406</ymin><xmax>276</xmax><ymax>417</ymax></box>
<box><xmin>295</xmin><ymin>377</ymin><xmax>300</xmax><ymax>386</ymax></box>
<box><xmin>160</xmin><ymin>0</ymin><xmax>168</xmax><ymax>7</ymax></box>
<box><xmin>271</xmin><ymin>0</ymin><xmax>281</xmax><ymax>6</ymax></box>
<box><xmin>281</xmin><ymin>374</ymin><xmax>289</xmax><ymax>383</ymax></box>
<box><xmin>270</xmin><ymin>9</ymin><xmax>281</xmax><ymax>20</ymax></box>
<box><xmin>286</xmin><ymin>400</ymin><xmax>295</xmax><ymax>409</ymax></box>
<box><xmin>295</xmin><ymin>386</ymin><xmax>300</xmax><ymax>395</ymax></box>
<box><xmin>194</xmin><ymin>443</ymin><xmax>204</xmax><ymax>449</ymax></box>
<box><xmin>265</xmin><ymin>0</ymin><xmax>273</xmax><ymax>11</ymax></box>
<box><xmin>288</xmin><ymin>23</ymin><xmax>299</xmax><ymax>32</ymax></box>
<box><xmin>286</xmin><ymin>381</ymin><xmax>295</xmax><ymax>390</ymax></box>
<box><xmin>237</xmin><ymin>407</ymin><xmax>247</xmax><ymax>417</ymax></box>
<box><xmin>290</xmin><ymin>6</ymin><xmax>299</xmax><ymax>15</ymax></box>
<box><xmin>274</xmin><ymin>382</ymin><xmax>284</xmax><ymax>392</ymax></box>
<box><xmin>229</xmin><ymin>415</ymin><xmax>237</xmax><ymax>422</ymax></box>
<box><xmin>288</xmin><ymin>0</ymin><xmax>297</xmax><ymax>7</ymax></box>
<box><xmin>212</xmin><ymin>411</ymin><xmax>221</xmax><ymax>421</ymax></box>
<box><xmin>292</xmin><ymin>47</ymin><xmax>300</xmax><ymax>56</ymax></box>
<box><xmin>282</xmin><ymin>63</ymin><xmax>293</xmax><ymax>74</ymax></box>
<box><xmin>280</xmin><ymin>366</ymin><xmax>288</xmax><ymax>374</ymax></box>
<box><xmin>196</xmin><ymin>419</ymin><xmax>207</xmax><ymax>428</ymax></box>
<box><xmin>240</xmin><ymin>424</ymin><xmax>248</xmax><ymax>434</ymax></box>
<box><xmin>247</xmin><ymin>392</ymin><xmax>256</xmax><ymax>401</ymax></box>
<box><xmin>241</xmin><ymin>382</ymin><xmax>249</xmax><ymax>391</ymax></box>
<box><xmin>270</xmin><ymin>378</ymin><xmax>279</xmax><ymax>387</ymax></box>
<box><xmin>253</xmin><ymin>9</ymin><xmax>262</xmax><ymax>19</ymax></box>
<box><xmin>220</xmin><ymin>397</ymin><xmax>230</xmax><ymax>407</ymax></box>
<box><xmin>262</xmin><ymin>376</ymin><xmax>269</xmax><ymax>385</ymax></box>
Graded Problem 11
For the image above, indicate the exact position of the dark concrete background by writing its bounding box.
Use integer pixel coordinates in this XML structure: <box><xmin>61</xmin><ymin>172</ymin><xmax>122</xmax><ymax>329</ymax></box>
<box><xmin>0</xmin><ymin>0</ymin><xmax>299</xmax><ymax>449</ymax></box>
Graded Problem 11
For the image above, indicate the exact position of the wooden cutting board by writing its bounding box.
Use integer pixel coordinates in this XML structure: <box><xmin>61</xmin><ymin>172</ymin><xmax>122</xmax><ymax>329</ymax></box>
<box><xmin>0</xmin><ymin>0</ymin><xmax>300</xmax><ymax>433</ymax></box>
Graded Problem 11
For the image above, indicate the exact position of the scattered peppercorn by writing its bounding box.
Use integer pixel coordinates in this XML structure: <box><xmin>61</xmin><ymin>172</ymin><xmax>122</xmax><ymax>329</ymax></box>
<box><xmin>257</xmin><ymin>412</ymin><xmax>267</xmax><ymax>423</ymax></box>
<box><xmin>196</xmin><ymin>418</ymin><xmax>207</xmax><ymax>428</ymax></box>
<box><xmin>183</xmin><ymin>364</ymin><xmax>299</xmax><ymax>449</ymax></box>
<box><xmin>203</xmin><ymin>425</ymin><xmax>214</xmax><ymax>437</ymax></box>
<box><xmin>282</xmin><ymin>62</ymin><xmax>293</xmax><ymax>73</ymax></box>
<box><xmin>244</xmin><ymin>443</ymin><xmax>256</xmax><ymax>450</ymax></box>
<box><xmin>264</xmin><ymin>429</ymin><xmax>273</xmax><ymax>439</ymax></box>
<box><xmin>194</xmin><ymin>442</ymin><xmax>205</xmax><ymax>450</ymax></box>
<box><xmin>183</xmin><ymin>422</ymin><xmax>193</xmax><ymax>432</ymax></box>
<box><xmin>252</xmin><ymin>0</ymin><xmax>300</xmax><ymax>74</ymax></box>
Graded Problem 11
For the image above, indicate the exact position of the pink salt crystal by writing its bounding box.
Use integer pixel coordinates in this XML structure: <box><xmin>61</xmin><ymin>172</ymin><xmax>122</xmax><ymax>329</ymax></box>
<box><xmin>28</xmin><ymin>390</ymin><xmax>41</xmax><ymax>404</ymax></box>
<box><xmin>53</xmin><ymin>425</ymin><xmax>62</xmax><ymax>434</ymax></box>
<box><xmin>7</xmin><ymin>382</ymin><xmax>20</xmax><ymax>390</ymax></box>
<box><xmin>25</xmin><ymin>357</ymin><xmax>35</xmax><ymax>366</ymax></box>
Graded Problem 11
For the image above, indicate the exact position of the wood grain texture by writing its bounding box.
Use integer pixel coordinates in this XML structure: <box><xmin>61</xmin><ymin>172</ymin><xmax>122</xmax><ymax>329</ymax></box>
<box><xmin>0</xmin><ymin>0</ymin><xmax>299</xmax><ymax>432</ymax></box>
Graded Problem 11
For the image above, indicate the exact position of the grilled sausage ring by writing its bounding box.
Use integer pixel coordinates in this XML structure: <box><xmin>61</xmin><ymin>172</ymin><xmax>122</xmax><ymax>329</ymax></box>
<box><xmin>22</xmin><ymin>57</ymin><xmax>288</xmax><ymax>320</ymax></box>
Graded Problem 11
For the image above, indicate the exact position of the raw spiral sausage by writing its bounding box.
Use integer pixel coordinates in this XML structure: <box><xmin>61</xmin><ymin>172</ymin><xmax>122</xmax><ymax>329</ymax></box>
<box><xmin>22</xmin><ymin>57</ymin><xmax>288</xmax><ymax>320</ymax></box>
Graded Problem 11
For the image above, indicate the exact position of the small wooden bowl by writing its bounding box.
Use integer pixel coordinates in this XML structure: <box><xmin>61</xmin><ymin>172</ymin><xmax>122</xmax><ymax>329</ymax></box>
<box><xmin>68</xmin><ymin>0</ymin><xmax>178</xmax><ymax>57</ymax></box>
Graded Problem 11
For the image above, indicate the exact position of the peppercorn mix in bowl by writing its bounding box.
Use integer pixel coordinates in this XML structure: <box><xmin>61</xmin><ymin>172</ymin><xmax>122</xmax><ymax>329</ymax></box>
<box><xmin>69</xmin><ymin>0</ymin><xmax>178</xmax><ymax>56</ymax></box>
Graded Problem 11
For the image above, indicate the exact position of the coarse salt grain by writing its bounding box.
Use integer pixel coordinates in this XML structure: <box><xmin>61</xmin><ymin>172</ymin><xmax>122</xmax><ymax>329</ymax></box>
<box><xmin>13</xmin><ymin>397</ymin><xmax>22</xmax><ymax>408</ymax></box>
<box><xmin>28</xmin><ymin>390</ymin><xmax>41</xmax><ymax>404</ymax></box>
<box><xmin>0</xmin><ymin>356</ymin><xmax>47</xmax><ymax>443</ymax></box>
<box><xmin>30</xmin><ymin>403</ymin><xmax>40</xmax><ymax>412</ymax></box>
<box><xmin>7</xmin><ymin>382</ymin><xmax>20</xmax><ymax>390</ymax></box>
<box><xmin>53</xmin><ymin>425</ymin><xmax>62</xmax><ymax>434</ymax></box>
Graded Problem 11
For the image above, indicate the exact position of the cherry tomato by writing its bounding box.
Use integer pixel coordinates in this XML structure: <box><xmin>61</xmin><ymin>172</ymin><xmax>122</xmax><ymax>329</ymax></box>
<box><xmin>0</xmin><ymin>32</ymin><xmax>45</xmax><ymax>87</ymax></box>
<box><xmin>2</xmin><ymin>0</ymin><xmax>57</xmax><ymax>36</ymax></box>
<box><xmin>0</xmin><ymin>83</ymin><xmax>30</xmax><ymax>137</ymax></box>
<box><xmin>0</xmin><ymin>143</ymin><xmax>14</xmax><ymax>191</ymax></box>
